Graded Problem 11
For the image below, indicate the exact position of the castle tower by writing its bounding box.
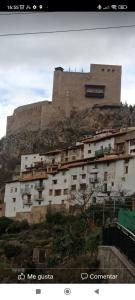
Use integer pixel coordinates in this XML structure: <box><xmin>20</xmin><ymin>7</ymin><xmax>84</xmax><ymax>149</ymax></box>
<box><xmin>6</xmin><ymin>64</ymin><xmax>122</xmax><ymax>136</ymax></box>
<box><xmin>52</xmin><ymin>64</ymin><xmax>121</xmax><ymax>112</ymax></box>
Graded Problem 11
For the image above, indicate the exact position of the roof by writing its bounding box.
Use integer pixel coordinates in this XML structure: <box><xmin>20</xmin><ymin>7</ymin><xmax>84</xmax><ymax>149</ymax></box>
<box><xmin>43</xmin><ymin>149</ymin><xmax>62</xmax><ymax>155</ymax></box>
<box><xmin>5</xmin><ymin>154</ymin><xmax>135</xmax><ymax>185</ymax></box>
<box><xmin>20</xmin><ymin>173</ymin><xmax>48</xmax><ymax>182</ymax></box>
<box><xmin>59</xmin><ymin>154</ymin><xmax>135</xmax><ymax>169</ymax></box>
<box><xmin>83</xmin><ymin>128</ymin><xmax>135</xmax><ymax>144</ymax></box>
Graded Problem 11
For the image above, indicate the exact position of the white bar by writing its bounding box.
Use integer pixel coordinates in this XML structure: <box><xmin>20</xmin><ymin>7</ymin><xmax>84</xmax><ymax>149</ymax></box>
<box><xmin>0</xmin><ymin>284</ymin><xmax>134</xmax><ymax>300</ymax></box>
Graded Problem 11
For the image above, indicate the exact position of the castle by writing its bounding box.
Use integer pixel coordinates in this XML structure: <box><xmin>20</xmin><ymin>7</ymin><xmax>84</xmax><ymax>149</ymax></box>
<box><xmin>6</xmin><ymin>63</ymin><xmax>122</xmax><ymax>136</ymax></box>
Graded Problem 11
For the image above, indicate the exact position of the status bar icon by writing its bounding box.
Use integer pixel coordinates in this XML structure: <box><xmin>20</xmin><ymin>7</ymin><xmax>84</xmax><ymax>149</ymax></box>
<box><xmin>97</xmin><ymin>4</ymin><xmax>102</xmax><ymax>10</ymax></box>
<box><xmin>111</xmin><ymin>5</ymin><xmax>117</xmax><ymax>10</ymax></box>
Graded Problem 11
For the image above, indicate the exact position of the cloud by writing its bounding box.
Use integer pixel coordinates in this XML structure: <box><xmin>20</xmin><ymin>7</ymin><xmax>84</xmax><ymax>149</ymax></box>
<box><xmin>0</xmin><ymin>12</ymin><xmax>135</xmax><ymax>137</ymax></box>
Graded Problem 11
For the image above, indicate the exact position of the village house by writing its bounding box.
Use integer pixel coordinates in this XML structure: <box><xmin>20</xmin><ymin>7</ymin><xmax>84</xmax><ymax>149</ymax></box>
<box><xmin>4</xmin><ymin>128</ymin><xmax>135</xmax><ymax>223</ymax></box>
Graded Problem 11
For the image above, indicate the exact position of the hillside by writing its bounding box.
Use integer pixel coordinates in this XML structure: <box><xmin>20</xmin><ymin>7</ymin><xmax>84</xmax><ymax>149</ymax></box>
<box><xmin>0</xmin><ymin>103</ymin><xmax>135</xmax><ymax>193</ymax></box>
<box><xmin>3</xmin><ymin>103</ymin><xmax>135</xmax><ymax>157</ymax></box>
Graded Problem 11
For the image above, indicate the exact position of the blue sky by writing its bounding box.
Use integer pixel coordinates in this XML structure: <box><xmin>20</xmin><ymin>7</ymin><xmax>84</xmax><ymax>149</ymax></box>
<box><xmin>0</xmin><ymin>12</ymin><xmax>135</xmax><ymax>137</ymax></box>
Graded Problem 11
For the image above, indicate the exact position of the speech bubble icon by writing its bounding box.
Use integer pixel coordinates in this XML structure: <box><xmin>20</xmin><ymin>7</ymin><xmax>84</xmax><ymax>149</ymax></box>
<box><xmin>81</xmin><ymin>273</ymin><xmax>88</xmax><ymax>280</ymax></box>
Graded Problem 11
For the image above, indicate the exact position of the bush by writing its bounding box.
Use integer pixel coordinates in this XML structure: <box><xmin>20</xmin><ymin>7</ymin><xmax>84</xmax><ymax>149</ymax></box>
<box><xmin>46</xmin><ymin>212</ymin><xmax>66</xmax><ymax>225</ymax></box>
<box><xmin>4</xmin><ymin>244</ymin><xmax>22</xmax><ymax>258</ymax></box>
<box><xmin>0</xmin><ymin>217</ymin><xmax>14</xmax><ymax>235</ymax></box>
<box><xmin>7</xmin><ymin>220</ymin><xmax>29</xmax><ymax>234</ymax></box>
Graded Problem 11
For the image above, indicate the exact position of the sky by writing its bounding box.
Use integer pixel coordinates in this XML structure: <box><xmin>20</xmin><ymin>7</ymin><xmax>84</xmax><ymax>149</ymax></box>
<box><xmin>0</xmin><ymin>11</ymin><xmax>135</xmax><ymax>138</ymax></box>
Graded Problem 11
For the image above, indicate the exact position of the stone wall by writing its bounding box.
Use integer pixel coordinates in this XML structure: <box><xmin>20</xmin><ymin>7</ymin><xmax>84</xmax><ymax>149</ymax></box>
<box><xmin>15</xmin><ymin>204</ymin><xmax>67</xmax><ymax>224</ymax></box>
<box><xmin>98</xmin><ymin>246</ymin><xmax>135</xmax><ymax>283</ymax></box>
<box><xmin>6</xmin><ymin>64</ymin><xmax>122</xmax><ymax>136</ymax></box>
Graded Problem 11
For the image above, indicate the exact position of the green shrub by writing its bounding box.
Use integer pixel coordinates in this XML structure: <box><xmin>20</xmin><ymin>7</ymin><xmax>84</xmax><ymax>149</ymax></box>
<box><xmin>0</xmin><ymin>217</ymin><xmax>13</xmax><ymax>235</ymax></box>
<box><xmin>4</xmin><ymin>244</ymin><xmax>22</xmax><ymax>258</ymax></box>
<box><xmin>7</xmin><ymin>220</ymin><xmax>29</xmax><ymax>233</ymax></box>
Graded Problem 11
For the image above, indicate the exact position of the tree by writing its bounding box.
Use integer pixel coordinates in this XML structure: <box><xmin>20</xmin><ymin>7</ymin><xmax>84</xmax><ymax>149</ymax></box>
<box><xmin>69</xmin><ymin>185</ymin><xmax>94</xmax><ymax>216</ymax></box>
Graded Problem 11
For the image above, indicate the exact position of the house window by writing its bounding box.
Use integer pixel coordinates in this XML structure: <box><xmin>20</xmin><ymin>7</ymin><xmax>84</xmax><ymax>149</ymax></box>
<box><xmin>88</xmin><ymin>150</ymin><xmax>91</xmax><ymax>154</ymax></box>
<box><xmin>104</xmin><ymin>183</ymin><xmax>107</xmax><ymax>193</ymax></box>
<box><xmin>13</xmin><ymin>198</ymin><xmax>16</xmax><ymax>203</ymax></box>
<box><xmin>130</xmin><ymin>149</ymin><xmax>135</xmax><ymax>153</ymax></box>
<box><xmin>92</xmin><ymin>197</ymin><xmax>96</xmax><ymax>204</ymax></box>
<box><xmin>63</xmin><ymin>189</ymin><xmax>68</xmax><ymax>195</ymax></box>
<box><xmin>10</xmin><ymin>188</ymin><xmax>13</xmax><ymax>193</ymax></box>
<box><xmin>55</xmin><ymin>189</ymin><xmax>61</xmax><ymax>196</ymax></box>
<box><xmin>125</xmin><ymin>166</ymin><xmax>128</xmax><ymax>174</ymax></box>
<box><xmin>80</xmin><ymin>183</ymin><xmax>86</xmax><ymax>190</ymax></box>
<box><xmin>53</xmin><ymin>180</ymin><xmax>57</xmax><ymax>184</ymax></box>
<box><xmin>25</xmin><ymin>157</ymin><xmax>28</xmax><ymax>160</ymax></box>
<box><xmin>82</xmin><ymin>166</ymin><xmax>84</xmax><ymax>170</ymax></box>
<box><xmin>62</xmin><ymin>171</ymin><xmax>66</xmax><ymax>175</ymax></box>
<box><xmin>72</xmin><ymin>175</ymin><xmax>77</xmax><ymax>180</ymax></box>
<box><xmin>117</xmin><ymin>143</ymin><xmax>124</xmax><ymax>153</ymax></box>
<box><xmin>25</xmin><ymin>165</ymin><xmax>27</xmax><ymax>168</ymax></box>
<box><xmin>112</xmin><ymin>182</ymin><xmax>114</xmax><ymax>186</ymax></box>
<box><xmin>85</xmin><ymin>84</ymin><xmax>105</xmax><ymax>98</ymax></box>
<box><xmin>64</xmin><ymin>179</ymin><xmax>67</xmax><ymax>183</ymax></box>
<box><xmin>71</xmin><ymin>185</ymin><xmax>76</xmax><ymax>191</ymax></box>
<box><xmin>81</xmin><ymin>174</ymin><xmax>86</xmax><ymax>179</ymax></box>
<box><xmin>61</xmin><ymin>200</ymin><xmax>65</xmax><ymax>204</ymax></box>
<box><xmin>72</xmin><ymin>156</ymin><xmax>76</xmax><ymax>160</ymax></box>
<box><xmin>130</xmin><ymin>139</ymin><xmax>135</xmax><ymax>146</ymax></box>
<box><xmin>49</xmin><ymin>200</ymin><xmax>52</xmax><ymax>205</ymax></box>
<box><xmin>49</xmin><ymin>189</ymin><xmax>53</xmax><ymax>196</ymax></box>
<box><xmin>27</xmin><ymin>195</ymin><xmax>31</xmax><ymax>203</ymax></box>
<box><xmin>104</xmin><ymin>172</ymin><xmax>108</xmax><ymax>181</ymax></box>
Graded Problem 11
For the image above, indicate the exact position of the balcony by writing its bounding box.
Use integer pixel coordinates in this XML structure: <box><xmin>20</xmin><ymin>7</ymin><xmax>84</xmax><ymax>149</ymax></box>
<box><xmin>35</xmin><ymin>183</ymin><xmax>45</xmax><ymax>191</ymax></box>
<box><xmin>89</xmin><ymin>177</ymin><xmax>100</xmax><ymax>183</ymax></box>
<box><xmin>34</xmin><ymin>196</ymin><xmax>44</xmax><ymax>202</ymax></box>
<box><xmin>23</xmin><ymin>200</ymin><xmax>32</xmax><ymax>206</ymax></box>
<box><xmin>95</xmin><ymin>147</ymin><xmax>111</xmax><ymax>158</ymax></box>
<box><xmin>21</xmin><ymin>187</ymin><xmax>31</xmax><ymax>196</ymax></box>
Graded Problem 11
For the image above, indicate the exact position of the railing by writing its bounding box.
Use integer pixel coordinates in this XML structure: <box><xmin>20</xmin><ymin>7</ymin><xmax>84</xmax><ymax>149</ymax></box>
<box><xmin>23</xmin><ymin>200</ymin><xmax>33</xmax><ymax>206</ymax></box>
<box><xmin>21</xmin><ymin>188</ymin><xmax>31</xmax><ymax>195</ymax></box>
<box><xmin>102</xmin><ymin>222</ymin><xmax>135</xmax><ymax>264</ymax></box>
<box><xmin>35</xmin><ymin>183</ymin><xmax>45</xmax><ymax>191</ymax></box>
<box><xmin>34</xmin><ymin>196</ymin><xmax>44</xmax><ymax>202</ymax></box>
<box><xmin>95</xmin><ymin>147</ymin><xmax>111</xmax><ymax>158</ymax></box>
<box><xmin>89</xmin><ymin>177</ymin><xmax>100</xmax><ymax>183</ymax></box>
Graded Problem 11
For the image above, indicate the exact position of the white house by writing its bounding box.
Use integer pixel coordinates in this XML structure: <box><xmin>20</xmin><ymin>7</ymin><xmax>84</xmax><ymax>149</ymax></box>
<box><xmin>4</xmin><ymin>153</ymin><xmax>135</xmax><ymax>219</ymax></box>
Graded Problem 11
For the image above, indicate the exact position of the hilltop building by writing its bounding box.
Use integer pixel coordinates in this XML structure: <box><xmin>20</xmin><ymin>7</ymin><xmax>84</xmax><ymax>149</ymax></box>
<box><xmin>6</xmin><ymin>64</ymin><xmax>121</xmax><ymax>136</ymax></box>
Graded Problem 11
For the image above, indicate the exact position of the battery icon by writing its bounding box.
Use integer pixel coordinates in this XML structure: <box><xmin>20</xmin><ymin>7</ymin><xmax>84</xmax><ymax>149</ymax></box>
<box><xmin>118</xmin><ymin>5</ymin><xmax>128</xmax><ymax>9</ymax></box>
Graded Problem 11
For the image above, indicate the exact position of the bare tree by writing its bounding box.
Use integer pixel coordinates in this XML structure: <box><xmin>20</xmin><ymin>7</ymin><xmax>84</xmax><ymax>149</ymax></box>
<box><xmin>68</xmin><ymin>184</ymin><xmax>100</xmax><ymax>216</ymax></box>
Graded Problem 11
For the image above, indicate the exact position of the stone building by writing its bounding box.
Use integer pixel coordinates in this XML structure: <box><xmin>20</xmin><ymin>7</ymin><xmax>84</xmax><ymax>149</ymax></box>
<box><xmin>6</xmin><ymin>63</ymin><xmax>121</xmax><ymax>136</ymax></box>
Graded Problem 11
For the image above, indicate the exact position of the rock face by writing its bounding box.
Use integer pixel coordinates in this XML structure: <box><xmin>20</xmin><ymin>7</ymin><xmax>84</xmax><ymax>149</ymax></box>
<box><xmin>3</xmin><ymin>104</ymin><xmax>131</xmax><ymax>160</ymax></box>
<box><xmin>6</xmin><ymin>64</ymin><xmax>121</xmax><ymax>136</ymax></box>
